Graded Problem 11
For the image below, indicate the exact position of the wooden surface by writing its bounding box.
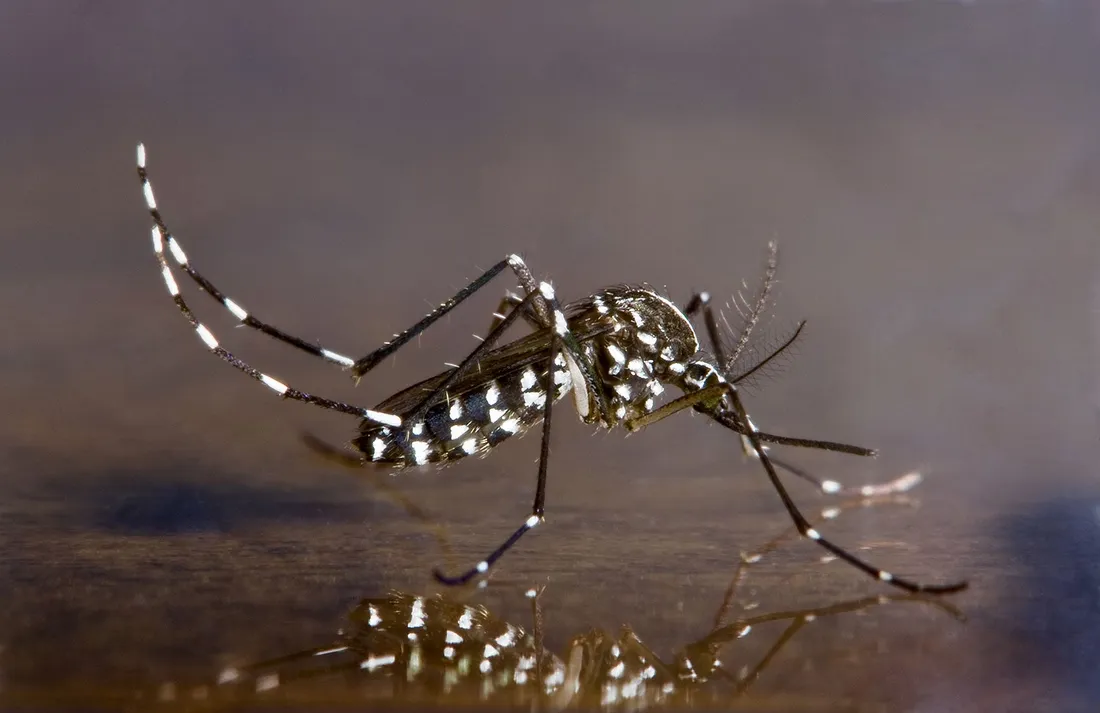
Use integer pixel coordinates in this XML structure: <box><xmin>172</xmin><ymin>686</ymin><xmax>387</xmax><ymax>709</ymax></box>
<box><xmin>2</xmin><ymin>3</ymin><xmax>1100</xmax><ymax>711</ymax></box>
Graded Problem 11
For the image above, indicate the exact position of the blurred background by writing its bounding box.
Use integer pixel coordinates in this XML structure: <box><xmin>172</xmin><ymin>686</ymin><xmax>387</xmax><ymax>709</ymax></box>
<box><xmin>2</xmin><ymin>1</ymin><xmax>1099</xmax><ymax>710</ymax></box>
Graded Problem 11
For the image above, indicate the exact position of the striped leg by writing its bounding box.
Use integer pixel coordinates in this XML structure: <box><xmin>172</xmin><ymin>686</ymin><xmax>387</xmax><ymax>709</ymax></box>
<box><xmin>136</xmin><ymin>145</ymin><xmax>360</xmax><ymax>370</ymax></box>
<box><xmin>432</xmin><ymin>284</ymin><xmax>570</xmax><ymax>586</ymax></box>
<box><xmin>678</xmin><ymin>247</ymin><xmax>964</xmax><ymax>593</ymax></box>
<box><xmin>718</xmin><ymin>379</ymin><xmax>967</xmax><ymax>594</ymax></box>
<box><xmin>135</xmin><ymin>144</ymin><xmax>592</xmax><ymax>391</ymax></box>
<box><xmin>680</xmin><ymin>242</ymin><xmax>926</xmax><ymax>497</ymax></box>
<box><xmin>137</xmin><ymin>144</ymin><xmax>602</xmax><ymax>430</ymax></box>
<box><xmin>138</xmin><ymin>145</ymin><xmax>402</xmax><ymax>427</ymax></box>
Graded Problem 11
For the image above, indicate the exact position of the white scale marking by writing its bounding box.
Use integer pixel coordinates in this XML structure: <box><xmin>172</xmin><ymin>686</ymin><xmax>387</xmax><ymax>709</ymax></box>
<box><xmin>520</xmin><ymin>368</ymin><xmax>538</xmax><ymax>391</ymax></box>
<box><xmin>364</xmin><ymin>409</ymin><xmax>402</xmax><ymax>427</ymax></box>
<box><xmin>485</xmin><ymin>382</ymin><xmax>500</xmax><ymax>405</ymax></box>
<box><xmin>614</xmin><ymin>384</ymin><xmax>632</xmax><ymax>400</ymax></box>
<box><xmin>637</xmin><ymin>331</ymin><xmax>657</xmax><ymax>346</ymax></box>
<box><xmin>446</xmin><ymin>630</ymin><xmax>463</xmax><ymax>644</ymax></box>
<box><xmin>143</xmin><ymin>180</ymin><xmax>157</xmax><ymax>209</ymax></box>
<box><xmin>151</xmin><ymin>226</ymin><xmax>163</xmax><ymax>253</ymax></box>
<box><xmin>162</xmin><ymin>266</ymin><xmax>179</xmax><ymax>295</ymax></box>
<box><xmin>500</xmin><ymin>418</ymin><xmax>520</xmax><ymax>433</ymax></box>
<box><xmin>224</xmin><ymin>298</ymin><xmax>248</xmax><ymax>321</ymax></box>
<box><xmin>361</xmin><ymin>654</ymin><xmax>396</xmax><ymax>671</ymax></box>
<box><xmin>194</xmin><ymin>323</ymin><xmax>217</xmax><ymax>347</ymax></box>
<box><xmin>489</xmin><ymin>407</ymin><xmax>507</xmax><ymax>422</ymax></box>
<box><xmin>136</xmin><ymin>143</ymin><xmax>147</xmax><ymax>167</ymax></box>
<box><xmin>553</xmin><ymin>310</ymin><xmax>568</xmax><ymax>336</ymax></box>
<box><xmin>461</xmin><ymin>437</ymin><xmax>480</xmax><ymax>455</ymax></box>
<box><xmin>256</xmin><ymin>674</ymin><xmax>279</xmax><ymax>692</ymax></box>
<box><xmin>450</xmin><ymin>423</ymin><xmax>470</xmax><ymax>439</ymax></box>
<box><xmin>371</xmin><ymin>437</ymin><xmax>386</xmax><ymax>461</ymax></box>
<box><xmin>450</xmin><ymin>400</ymin><xmax>463</xmax><ymax>419</ymax></box>
<box><xmin>627</xmin><ymin>358</ymin><xmax>648</xmax><ymax>377</ymax></box>
<box><xmin>525</xmin><ymin>515</ymin><xmax>541</xmax><ymax>528</ymax></box>
<box><xmin>408</xmin><ymin>598</ymin><xmax>426</xmax><ymax>628</ymax></box>
<box><xmin>260</xmin><ymin>374</ymin><xmax>288</xmax><ymax>394</ymax></box>
<box><xmin>523</xmin><ymin>391</ymin><xmax>546</xmax><ymax>408</ymax></box>
<box><xmin>457</xmin><ymin>609</ymin><xmax>474</xmax><ymax>629</ymax></box>
<box><xmin>410</xmin><ymin>441</ymin><xmax>430</xmax><ymax>464</ymax></box>
<box><xmin>321</xmin><ymin>349</ymin><xmax>354</xmax><ymax>366</ymax></box>
<box><xmin>606</xmin><ymin>344</ymin><xmax>626</xmax><ymax>363</ymax></box>
<box><xmin>167</xmin><ymin>237</ymin><xmax>187</xmax><ymax>265</ymax></box>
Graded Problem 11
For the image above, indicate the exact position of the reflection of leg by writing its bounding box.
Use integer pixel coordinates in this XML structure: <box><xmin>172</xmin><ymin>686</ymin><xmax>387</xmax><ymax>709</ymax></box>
<box><xmin>769</xmin><ymin>455</ymin><xmax>923</xmax><ymax>497</ymax></box>
<box><xmin>302</xmin><ymin>433</ymin><xmax>453</xmax><ymax>562</ymax></box>
<box><xmin>722</xmin><ymin>375</ymin><xmax>966</xmax><ymax>593</ymax></box>
<box><xmin>710</xmin><ymin>486</ymin><xmax>921</xmax><ymax>632</ymax></box>
<box><xmin>711</xmin><ymin>591</ymin><xmax>964</xmax><ymax>696</ymax></box>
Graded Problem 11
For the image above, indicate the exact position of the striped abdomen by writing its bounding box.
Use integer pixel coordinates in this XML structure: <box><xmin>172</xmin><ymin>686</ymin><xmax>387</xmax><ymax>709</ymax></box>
<box><xmin>355</xmin><ymin>353</ymin><xmax>573</xmax><ymax>467</ymax></box>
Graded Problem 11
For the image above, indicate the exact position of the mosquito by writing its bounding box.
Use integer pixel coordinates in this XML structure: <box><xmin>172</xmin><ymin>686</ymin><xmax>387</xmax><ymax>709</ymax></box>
<box><xmin>135</xmin><ymin>144</ymin><xmax>966</xmax><ymax>594</ymax></box>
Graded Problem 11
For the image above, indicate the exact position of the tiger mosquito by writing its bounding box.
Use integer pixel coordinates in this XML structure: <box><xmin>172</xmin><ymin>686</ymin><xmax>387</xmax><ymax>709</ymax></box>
<box><xmin>135</xmin><ymin>144</ymin><xmax>966</xmax><ymax>594</ymax></box>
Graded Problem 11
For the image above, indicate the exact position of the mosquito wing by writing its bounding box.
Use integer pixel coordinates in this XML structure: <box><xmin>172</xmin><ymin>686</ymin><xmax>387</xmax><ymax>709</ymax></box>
<box><xmin>372</xmin><ymin>319</ymin><xmax>611</xmax><ymax>417</ymax></box>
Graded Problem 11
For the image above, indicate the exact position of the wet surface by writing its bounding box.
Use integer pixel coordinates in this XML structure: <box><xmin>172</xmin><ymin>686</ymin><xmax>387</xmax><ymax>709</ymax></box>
<box><xmin>3</xmin><ymin>2</ymin><xmax>1100</xmax><ymax>711</ymax></box>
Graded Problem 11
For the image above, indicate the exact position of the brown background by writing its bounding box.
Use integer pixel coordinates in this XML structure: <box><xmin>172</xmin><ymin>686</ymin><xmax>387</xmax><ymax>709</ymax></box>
<box><xmin>2</xmin><ymin>2</ymin><xmax>1099</xmax><ymax>711</ymax></box>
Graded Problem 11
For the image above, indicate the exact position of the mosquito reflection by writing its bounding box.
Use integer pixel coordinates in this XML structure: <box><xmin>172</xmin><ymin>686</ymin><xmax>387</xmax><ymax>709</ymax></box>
<box><xmin>164</xmin><ymin>484</ymin><xmax>963</xmax><ymax>710</ymax></box>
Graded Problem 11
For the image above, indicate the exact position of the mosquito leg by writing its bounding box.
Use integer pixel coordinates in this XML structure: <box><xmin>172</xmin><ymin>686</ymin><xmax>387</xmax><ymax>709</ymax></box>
<box><xmin>685</xmin><ymin>267</ymin><xmax>894</xmax><ymax>494</ymax></box>
<box><xmin>138</xmin><ymin>145</ymin><xmax>606</xmax><ymax>428</ymax></box>
<box><xmin>709</xmin><ymin>488</ymin><xmax>922</xmax><ymax>632</ymax></box>
<box><xmin>627</xmin><ymin>387</ymin><xmax>876</xmax><ymax>458</ymax></box>
<box><xmin>486</xmin><ymin>292</ymin><xmax>542</xmax><ymax>335</ymax></box>
<box><xmin>137</xmin><ymin>144</ymin><xmax>360</xmax><ymax>369</ymax></box>
<box><xmin>432</xmin><ymin>330</ymin><xmax>562</xmax><ymax>586</ymax></box>
<box><xmin>717</xmin><ymin>381</ymin><xmax>967</xmax><ymax>594</ymax></box>
<box><xmin>137</xmin><ymin>145</ymin><xmax>591</xmax><ymax>399</ymax></box>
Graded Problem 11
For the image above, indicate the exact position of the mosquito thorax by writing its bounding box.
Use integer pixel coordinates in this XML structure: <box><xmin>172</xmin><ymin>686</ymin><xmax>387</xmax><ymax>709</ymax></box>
<box><xmin>569</xmin><ymin>286</ymin><xmax>716</xmax><ymax>427</ymax></box>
